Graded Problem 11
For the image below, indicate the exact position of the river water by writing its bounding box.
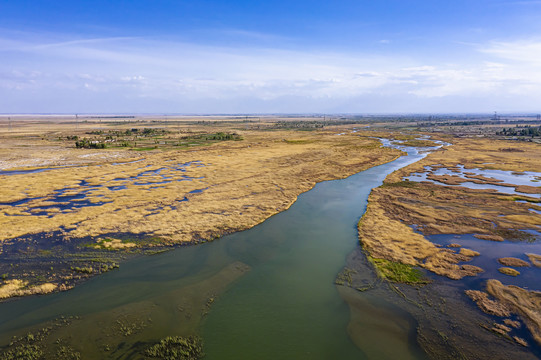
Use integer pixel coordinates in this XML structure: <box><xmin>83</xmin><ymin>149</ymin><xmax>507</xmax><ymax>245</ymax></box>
<box><xmin>0</xmin><ymin>145</ymin><xmax>428</xmax><ymax>359</ymax></box>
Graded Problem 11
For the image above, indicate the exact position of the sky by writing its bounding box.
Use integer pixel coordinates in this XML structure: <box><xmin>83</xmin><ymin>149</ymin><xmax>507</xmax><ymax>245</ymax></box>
<box><xmin>1</xmin><ymin>0</ymin><xmax>541</xmax><ymax>114</ymax></box>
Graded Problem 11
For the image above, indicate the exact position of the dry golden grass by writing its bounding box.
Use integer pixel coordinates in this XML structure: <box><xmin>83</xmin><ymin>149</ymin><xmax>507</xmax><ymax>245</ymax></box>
<box><xmin>464</xmin><ymin>289</ymin><xmax>511</xmax><ymax>317</ymax></box>
<box><xmin>487</xmin><ymin>279</ymin><xmax>541</xmax><ymax>346</ymax></box>
<box><xmin>0</xmin><ymin>279</ymin><xmax>56</xmax><ymax>299</ymax></box>
<box><xmin>358</xmin><ymin>136</ymin><xmax>540</xmax><ymax>280</ymax></box>
<box><xmin>460</xmin><ymin>248</ymin><xmax>480</xmax><ymax>257</ymax></box>
<box><xmin>527</xmin><ymin>253</ymin><xmax>541</xmax><ymax>267</ymax></box>
<box><xmin>498</xmin><ymin>257</ymin><xmax>531</xmax><ymax>267</ymax></box>
<box><xmin>498</xmin><ymin>267</ymin><xmax>520</xmax><ymax>276</ymax></box>
<box><xmin>0</xmin><ymin>120</ymin><xmax>400</xmax><ymax>246</ymax></box>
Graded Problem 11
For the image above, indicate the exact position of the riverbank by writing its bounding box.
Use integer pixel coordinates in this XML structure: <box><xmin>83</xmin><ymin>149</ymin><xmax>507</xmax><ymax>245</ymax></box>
<box><xmin>0</xmin><ymin>144</ymin><xmax>423</xmax><ymax>360</ymax></box>
<box><xmin>357</xmin><ymin>135</ymin><xmax>541</xmax><ymax>352</ymax></box>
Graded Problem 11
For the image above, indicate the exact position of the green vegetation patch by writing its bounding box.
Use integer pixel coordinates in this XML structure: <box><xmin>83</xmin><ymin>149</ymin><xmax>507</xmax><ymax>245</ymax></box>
<box><xmin>3</xmin><ymin>344</ymin><xmax>43</xmax><ymax>360</ymax></box>
<box><xmin>369</xmin><ymin>257</ymin><xmax>429</xmax><ymax>284</ymax></box>
<box><xmin>75</xmin><ymin>138</ymin><xmax>107</xmax><ymax>149</ymax></box>
<box><xmin>381</xmin><ymin>180</ymin><xmax>419</xmax><ymax>188</ymax></box>
<box><xmin>144</xmin><ymin>335</ymin><xmax>203</xmax><ymax>360</ymax></box>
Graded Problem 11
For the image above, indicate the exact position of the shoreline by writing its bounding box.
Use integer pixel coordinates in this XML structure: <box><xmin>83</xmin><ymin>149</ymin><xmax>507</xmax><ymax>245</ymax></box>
<box><xmin>356</xmin><ymin>135</ymin><xmax>541</xmax><ymax>354</ymax></box>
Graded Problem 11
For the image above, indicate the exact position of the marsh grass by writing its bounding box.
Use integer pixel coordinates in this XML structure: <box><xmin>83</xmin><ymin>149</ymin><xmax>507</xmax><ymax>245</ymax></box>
<box><xmin>498</xmin><ymin>267</ymin><xmax>520</xmax><ymax>276</ymax></box>
<box><xmin>495</xmin><ymin>228</ymin><xmax>537</xmax><ymax>243</ymax></box>
<box><xmin>369</xmin><ymin>257</ymin><xmax>429</xmax><ymax>284</ymax></box>
<box><xmin>381</xmin><ymin>180</ymin><xmax>418</xmax><ymax>188</ymax></box>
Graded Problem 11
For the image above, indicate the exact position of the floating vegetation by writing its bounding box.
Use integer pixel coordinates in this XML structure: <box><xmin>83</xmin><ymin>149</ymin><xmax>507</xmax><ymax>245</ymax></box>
<box><xmin>115</xmin><ymin>317</ymin><xmax>147</xmax><ymax>337</ymax></box>
<box><xmin>144</xmin><ymin>335</ymin><xmax>203</xmax><ymax>360</ymax></box>
<box><xmin>2</xmin><ymin>343</ymin><xmax>43</xmax><ymax>360</ymax></box>
<box><xmin>55</xmin><ymin>345</ymin><xmax>81</xmax><ymax>360</ymax></box>
<box><xmin>368</xmin><ymin>257</ymin><xmax>429</xmax><ymax>284</ymax></box>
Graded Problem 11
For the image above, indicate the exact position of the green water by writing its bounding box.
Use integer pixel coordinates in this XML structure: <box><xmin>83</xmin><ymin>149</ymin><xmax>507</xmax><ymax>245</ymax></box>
<box><xmin>0</xmin><ymin>150</ymin><xmax>428</xmax><ymax>359</ymax></box>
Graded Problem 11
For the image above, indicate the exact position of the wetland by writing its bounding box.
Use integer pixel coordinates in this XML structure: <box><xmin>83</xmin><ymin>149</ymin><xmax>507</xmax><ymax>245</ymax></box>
<box><xmin>0</xmin><ymin>115</ymin><xmax>540</xmax><ymax>359</ymax></box>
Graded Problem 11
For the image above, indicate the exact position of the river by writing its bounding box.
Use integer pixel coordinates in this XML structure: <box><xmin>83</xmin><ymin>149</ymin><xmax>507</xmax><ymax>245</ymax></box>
<box><xmin>0</xmin><ymin>144</ymin><xmax>429</xmax><ymax>359</ymax></box>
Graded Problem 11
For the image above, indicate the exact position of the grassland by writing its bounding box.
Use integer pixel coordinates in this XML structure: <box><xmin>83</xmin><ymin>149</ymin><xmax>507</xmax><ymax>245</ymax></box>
<box><xmin>358</xmin><ymin>134</ymin><xmax>541</xmax><ymax>346</ymax></box>
<box><xmin>0</xmin><ymin>116</ymin><xmax>400</xmax><ymax>298</ymax></box>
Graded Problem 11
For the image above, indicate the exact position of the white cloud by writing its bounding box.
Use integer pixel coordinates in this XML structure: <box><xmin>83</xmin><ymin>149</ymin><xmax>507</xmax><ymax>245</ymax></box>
<box><xmin>1</xmin><ymin>31</ymin><xmax>541</xmax><ymax>112</ymax></box>
<box><xmin>479</xmin><ymin>39</ymin><xmax>541</xmax><ymax>66</ymax></box>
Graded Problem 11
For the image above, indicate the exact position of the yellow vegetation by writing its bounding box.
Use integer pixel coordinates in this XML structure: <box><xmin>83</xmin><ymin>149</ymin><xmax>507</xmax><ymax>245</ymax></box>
<box><xmin>498</xmin><ymin>257</ymin><xmax>530</xmax><ymax>267</ymax></box>
<box><xmin>0</xmin><ymin>124</ymin><xmax>400</xmax><ymax>246</ymax></box>
<box><xmin>498</xmin><ymin>267</ymin><xmax>520</xmax><ymax>276</ymax></box>
<box><xmin>359</xmin><ymin>136</ymin><xmax>540</xmax><ymax>280</ymax></box>
<box><xmin>526</xmin><ymin>253</ymin><xmax>541</xmax><ymax>268</ymax></box>
<box><xmin>487</xmin><ymin>279</ymin><xmax>541</xmax><ymax>346</ymax></box>
<box><xmin>0</xmin><ymin>280</ymin><xmax>56</xmax><ymax>299</ymax></box>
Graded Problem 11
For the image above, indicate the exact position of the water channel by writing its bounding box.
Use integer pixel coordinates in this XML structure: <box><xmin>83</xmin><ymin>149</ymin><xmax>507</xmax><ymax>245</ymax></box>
<box><xmin>0</xmin><ymin>145</ymin><xmax>429</xmax><ymax>359</ymax></box>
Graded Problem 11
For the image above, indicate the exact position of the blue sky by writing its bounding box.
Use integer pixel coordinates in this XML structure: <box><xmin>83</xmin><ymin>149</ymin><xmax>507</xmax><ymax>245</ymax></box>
<box><xmin>1</xmin><ymin>0</ymin><xmax>541</xmax><ymax>113</ymax></box>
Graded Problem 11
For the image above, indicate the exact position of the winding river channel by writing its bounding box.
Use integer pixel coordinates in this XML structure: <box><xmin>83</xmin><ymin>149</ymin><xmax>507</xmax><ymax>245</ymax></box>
<box><xmin>0</xmin><ymin>145</ymin><xmax>430</xmax><ymax>359</ymax></box>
